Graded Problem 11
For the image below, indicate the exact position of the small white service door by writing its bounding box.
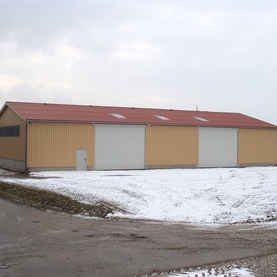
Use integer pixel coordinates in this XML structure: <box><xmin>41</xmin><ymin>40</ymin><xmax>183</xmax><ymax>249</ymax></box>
<box><xmin>76</xmin><ymin>149</ymin><xmax>87</xmax><ymax>171</ymax></box>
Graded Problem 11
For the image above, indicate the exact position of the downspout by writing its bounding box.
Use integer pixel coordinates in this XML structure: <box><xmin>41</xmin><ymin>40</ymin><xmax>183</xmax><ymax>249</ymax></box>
<box><xmin>24</xmin><ymin>120</ymin><xmax>28</xmax><ymax>174</ymax></box>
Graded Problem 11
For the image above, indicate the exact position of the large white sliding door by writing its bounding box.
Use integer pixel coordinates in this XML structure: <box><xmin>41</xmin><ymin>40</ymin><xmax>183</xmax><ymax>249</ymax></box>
<box><xmin>95</xmin><ymin>124</ymin><xmax>145</xmax><ymax>170</ymax></box>
<box><xmin>199</xmin><ymin>127</ymin><xmax>238</xmax><ymax>168</ymax></box>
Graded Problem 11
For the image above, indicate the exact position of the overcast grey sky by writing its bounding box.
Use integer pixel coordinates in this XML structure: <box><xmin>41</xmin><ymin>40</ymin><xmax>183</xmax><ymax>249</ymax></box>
<box><xmin>0</xmin><ymin>0</ymin><xmax>277</xmax><ymax>125</ymax></box>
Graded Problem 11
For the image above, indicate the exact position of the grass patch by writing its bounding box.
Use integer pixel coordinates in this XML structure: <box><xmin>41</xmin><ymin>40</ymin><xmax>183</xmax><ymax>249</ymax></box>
<box><xmin>0</xmin><ymin>181</ymin><xmax>113</xmax><ymax>218</ymax></box>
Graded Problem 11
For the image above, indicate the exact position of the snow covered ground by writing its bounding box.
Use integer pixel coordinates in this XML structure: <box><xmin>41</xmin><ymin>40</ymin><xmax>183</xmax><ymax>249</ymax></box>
<box><xmin>1</xmin><ymin>166</ymin><xmax>277</xmax><ymax>225</ymax></box>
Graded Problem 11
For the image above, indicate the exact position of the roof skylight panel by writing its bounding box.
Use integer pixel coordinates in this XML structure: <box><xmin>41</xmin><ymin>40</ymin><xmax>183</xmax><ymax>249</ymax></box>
<box><xmin>154</xmin><ymin>115</ymin><xmax>170</xmax><ymax>120</ymax></box>
<box><xmin>110</xmin><ymin>113</ymin><xmax>126</xmax><ymax>119</ymax></box>
<box><xmin>193</xmin><ymin>116</ymin><xmax>209</xmax><ymax>122</ymax></box>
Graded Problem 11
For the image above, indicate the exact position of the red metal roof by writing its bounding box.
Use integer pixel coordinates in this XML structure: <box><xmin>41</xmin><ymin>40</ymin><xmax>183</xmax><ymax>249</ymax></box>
<box><xmin>4</xmin><ymin>101</ymin><xmax>277</xmax><ymax>128</ymax></box>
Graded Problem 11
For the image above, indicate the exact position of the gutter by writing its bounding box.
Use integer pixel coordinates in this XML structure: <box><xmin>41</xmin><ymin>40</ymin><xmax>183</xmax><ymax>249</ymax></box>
<box><xmin>24</xmin><ymin>121</ymin><xmax>28</xmax><ymax>173</ymax></box>
<box><xmin>25</xmin><ymin>119</ymin><xmax>277</xmax><ymax>130</ymax></box>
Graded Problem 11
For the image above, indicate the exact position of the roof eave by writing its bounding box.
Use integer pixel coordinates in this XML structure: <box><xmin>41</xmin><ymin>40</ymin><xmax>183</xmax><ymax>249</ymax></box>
<box><xmin>23</xmin><ymin>119</ymin><xmax>277</xmax><ymax>129</ymax></box>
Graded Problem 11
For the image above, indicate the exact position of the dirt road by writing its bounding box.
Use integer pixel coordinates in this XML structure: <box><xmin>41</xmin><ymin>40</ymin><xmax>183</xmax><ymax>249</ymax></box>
<box><xmin>1</xmin><ymin>198</ymin><xmax>277</xmax><ymax>277</ymax></box>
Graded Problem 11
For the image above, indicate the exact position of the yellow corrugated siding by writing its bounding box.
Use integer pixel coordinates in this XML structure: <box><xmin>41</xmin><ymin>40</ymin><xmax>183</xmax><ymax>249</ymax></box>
<box><xmin>0</xmin><ymin>106</ymin><xmax>25</xmax><ymax>161</ymax></box>
<box><xmin>238</xmin><ymin>128</ymin><xmax>277</xmax><ymax>164</ymax></box>
<box><xmin>27</xmin><ymin>122</ymin><xmax>95</xmax><ymax>168</ymax></box>
<box><xmin>146</xmin><ymin>125</ymin><xmax>198</xmax><ymax>166</ymax></box>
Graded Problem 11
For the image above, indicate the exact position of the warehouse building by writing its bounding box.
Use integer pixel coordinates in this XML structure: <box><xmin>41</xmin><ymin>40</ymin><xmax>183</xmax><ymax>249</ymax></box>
<box><xmin>0</xmin><ymin>101</ymin><xmax>276</xmax><ymax>172</ymax></box>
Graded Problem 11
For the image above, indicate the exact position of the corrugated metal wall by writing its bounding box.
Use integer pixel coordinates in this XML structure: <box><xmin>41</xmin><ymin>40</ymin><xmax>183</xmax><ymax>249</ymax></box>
<box><xmin>0</xmin><ymin>106</ymin><xmax>25</xmax><ymax>161</ymax></box>
<box><xmin>238</xmin><ymin>128</ymin><xmax>277</xmax><ymax>165</ymax></box>
<box><xmin>145</xmin><ymin>125</ymin><xmax>198</xmax><ymax>167</ymax></box>
<box><xmin>27</xmin><ymin>122</ymin><xmax>95</xmax><ymax>168</ymax></box>
<box><xmin>25</xmin><ymin>122</ymin><xmax>277</xmax><ymax>170</ymax></box>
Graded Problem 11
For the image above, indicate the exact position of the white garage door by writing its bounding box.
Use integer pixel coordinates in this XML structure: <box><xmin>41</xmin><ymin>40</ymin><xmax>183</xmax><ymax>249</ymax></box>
<box><xmin>95</xmin><ymin>124</ymin><xmax>145</xmax><ymax>170</ymax></box>
<box><xmin>199</xmin><ymin>127</ymin><xmax>238</xmax><ymax>168</ymax></box>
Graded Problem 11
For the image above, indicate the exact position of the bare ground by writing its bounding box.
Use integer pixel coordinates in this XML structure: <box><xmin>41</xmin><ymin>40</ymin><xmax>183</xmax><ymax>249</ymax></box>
<box><xmin>1</xmin><ymin>198</ymin><xmax>277</xmax><ymax>277</ymax></box>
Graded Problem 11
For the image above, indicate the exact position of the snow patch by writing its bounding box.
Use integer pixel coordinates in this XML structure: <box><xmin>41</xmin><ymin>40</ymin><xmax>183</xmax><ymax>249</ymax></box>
<box><xmin>1</xmin><ymin>167</ymin><xmax>277</xmax><ymax>225</ymax></box>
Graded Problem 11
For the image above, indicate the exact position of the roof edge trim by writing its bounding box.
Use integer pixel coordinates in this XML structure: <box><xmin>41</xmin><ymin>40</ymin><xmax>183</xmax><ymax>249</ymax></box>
<box><xmin>23</xmin><ymin>120</ymin><xmax>277</xmax><ymax>129</ymax></box>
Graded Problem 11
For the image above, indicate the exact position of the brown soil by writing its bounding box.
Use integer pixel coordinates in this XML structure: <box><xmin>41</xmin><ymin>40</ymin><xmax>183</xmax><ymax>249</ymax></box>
<box><xmin>0</xmin><ymin>181</ymin><xmax>112</xmax><ymax>217</ymax></box>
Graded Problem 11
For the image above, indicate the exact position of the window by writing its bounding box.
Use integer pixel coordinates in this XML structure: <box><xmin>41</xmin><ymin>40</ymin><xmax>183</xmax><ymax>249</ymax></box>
<box><xmin>110</xmin><ymin>113</ymin><xmax>126</xmax><ymax>119</ymax></box>
<box><xmin>193</xmin><ymin>116</ymin><xmax>209</xmax><ymax>122</ymax></box>
<box><xmin>0</xmin><ymin>125</ymin><xmax>20</xmax><ymax>137</ymax></box>
<box><xmin>153</xmin><ymin>115</ymin><xmax>170</xmax><ymax>120</ymax></box>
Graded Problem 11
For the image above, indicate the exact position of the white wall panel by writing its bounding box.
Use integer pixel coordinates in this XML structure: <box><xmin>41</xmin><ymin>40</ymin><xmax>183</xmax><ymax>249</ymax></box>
<box><xmin>95</xmin><ymin>125</ymin><xmax>145</xmax><ymax>170</ymax></box>
<box><xmin>199</xmin><ymin>127</ymin><xmax>238</xmax><ymax>167</ymax></box>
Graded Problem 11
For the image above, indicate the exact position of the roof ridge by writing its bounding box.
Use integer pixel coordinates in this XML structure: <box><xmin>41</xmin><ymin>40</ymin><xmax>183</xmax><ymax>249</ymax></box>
<box><xmin>5</xmin><ymin>101</ymin><xmax>242</xmax><ymax>114</ymax></box>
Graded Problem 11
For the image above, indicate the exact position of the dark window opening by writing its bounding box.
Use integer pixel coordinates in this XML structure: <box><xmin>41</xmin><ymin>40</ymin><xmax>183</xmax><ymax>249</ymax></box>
<box><xmin>0</xmin><ymin>125</ymin><xmax>20</xmax><ymax>137</ymax></box>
